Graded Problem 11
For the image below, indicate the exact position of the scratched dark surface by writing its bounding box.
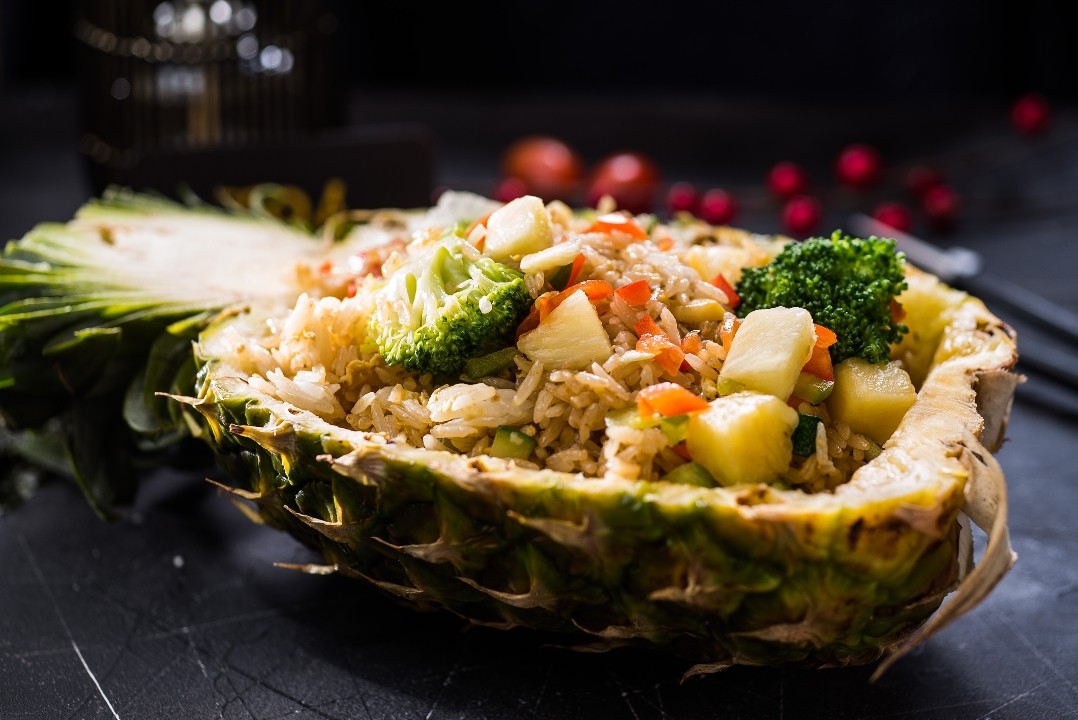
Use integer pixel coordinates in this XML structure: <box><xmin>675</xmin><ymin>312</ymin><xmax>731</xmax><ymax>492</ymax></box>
<box><xmin>2</xmin><ymin>90</ymin><xmax>1078</xmax><ymax>719</ymax></box>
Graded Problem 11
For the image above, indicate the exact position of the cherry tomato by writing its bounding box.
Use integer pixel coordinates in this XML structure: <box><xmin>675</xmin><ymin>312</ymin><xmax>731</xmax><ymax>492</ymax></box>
<box><xmin>586</xmin><ymin>151</ymin><xmax>661</xmax><ymax>214</ymax></box>
<box><xmin>500</xmin><ymin>135</ymin><xmax>584</xmax><ymax>203</ymax></box>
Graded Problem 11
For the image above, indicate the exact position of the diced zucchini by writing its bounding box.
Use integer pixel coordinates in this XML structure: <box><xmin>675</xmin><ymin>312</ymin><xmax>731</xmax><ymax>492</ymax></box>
<box><xmin>484</xmin><ymin>195</ymin><xmax>554</xmax><ymax>260</ymax></box>
<box><xmin>605</xmin><ymin>407</ymin><xmax>651</xmax><ymax>429</ymax></box>
<box><xmin>517</xmin><ymin>289</ymin><xmax>613</xmax><ymax>370</ymax></box>
<box><xmin>791</xmin><ymin>413</ymin><xmax>822</xmax><ymax>456</ymax></box>
<box><xmin>546</xmin><ymin>263</ymin><xmax>573</xmax><ymax>290</ymax></box>
<box><xmin>658</xmin><ymin>414</ymin><xmax>689</xmax><ymax>443</ymax></box>
<box><xmin>671</xmin><ymin>298</ymin><xmax>726</xmax><ymax>324</ymax></box>
<box><xmin>661</xmin><ymin>461</ymin><xmax>716</xmax><ymax>488</ymax></box>
<box><xmin>462</xmin><ymin>347</ymin><xmax>520</xmax><ymax>380</ymax></box>
<box><xmin>791</xmin><ymin>371</ymin><xmax>834</xmax><ymax>405</ymax></box>
<box><xmin>490</xmin><ymin>426</ymin><xmax>537</xmax><ymax>460</ymax></box>
<box><xmin>685</xmin><ymin>391</ymin><xmax>799</xmax><ymax>487</ymax></box>
<box><xmin>716</xmin><ymin>376</ymin><xmax>746</xmax><ymax>396</ymax></box>
<box><xmin>718</xmin><ymin>306</ymin><xmax>815</xmax><ymax>400</ymax></box>
<box><xmin>828</xmin><ymin>358</ymin><xmax>916</xmax><ymax>445</ymax></box>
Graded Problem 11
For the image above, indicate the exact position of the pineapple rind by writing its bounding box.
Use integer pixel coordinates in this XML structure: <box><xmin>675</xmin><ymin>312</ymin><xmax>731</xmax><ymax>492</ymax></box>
<box><xmin>184</xmin><ymin>264</ymin><xmax>1015</xmax><ymax>670</ymax></box>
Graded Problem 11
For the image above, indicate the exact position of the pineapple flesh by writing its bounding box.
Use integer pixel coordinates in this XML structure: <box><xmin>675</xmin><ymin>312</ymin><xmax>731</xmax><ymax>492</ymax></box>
<box><xmin>686</xmin><ymin>392</ymin><xmax>799</xmax><ymax>486</ymax></box>
<box><xmin>718</xmin><ymin>306</ymin><xmax>816</xmax><ymax>400</ymax></box>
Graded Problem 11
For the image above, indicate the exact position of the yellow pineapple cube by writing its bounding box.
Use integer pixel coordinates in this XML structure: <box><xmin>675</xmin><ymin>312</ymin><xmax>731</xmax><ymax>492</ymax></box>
<box><xmin>483</xmin><ymin>195</ymin><xmax>554</xmax><ymax>260</ymax></box>
<box><xmin>719</xmin><ymin>306</ymin><xmax>815</xmax><ymax>400</ymax></box>
<box><xmin>517</xmin><ymin>289</ymin><xmax>613</xmax><ymax>370</ymax></box>
<box><xmin>828</xmin><ymin>358</ymin><xmax>917</xmax><ymax>445</ymax></box>
<box><xmin>686</xmin><ymin>391</ymin><xmax>798</xmax><ymax>486</ymax></box>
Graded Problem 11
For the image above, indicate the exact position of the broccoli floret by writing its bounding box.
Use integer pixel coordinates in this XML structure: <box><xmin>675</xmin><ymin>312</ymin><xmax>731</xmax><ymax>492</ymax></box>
<box><xmin>367</xmin><ymin>235</ymin><xmax>533</xmax><ymax>375</ymax></box>
<box><xmin>736</xmin><ymin>231</ymin><xmax>908</xmax><ymax>364</ymax></box>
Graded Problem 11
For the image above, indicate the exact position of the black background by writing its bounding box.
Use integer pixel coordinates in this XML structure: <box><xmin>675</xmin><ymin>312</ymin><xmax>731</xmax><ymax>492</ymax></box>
<box><xmin>2</xmin><ymin>3</ymin><xmax>1078</xmax><ymax>719</ymax></box>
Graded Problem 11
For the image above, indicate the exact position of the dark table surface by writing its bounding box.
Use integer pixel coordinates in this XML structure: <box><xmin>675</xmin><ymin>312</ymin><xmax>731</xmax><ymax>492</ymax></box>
<box><xmin>2</xmin><ymin>89</ymin><xmax>1077</xmax><ymax>719</ymax></box>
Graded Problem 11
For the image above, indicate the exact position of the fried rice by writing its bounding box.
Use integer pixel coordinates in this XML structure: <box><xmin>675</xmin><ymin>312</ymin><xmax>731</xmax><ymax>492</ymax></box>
<box><xmin>209</xmin><ymin>192</ymin><xmax>877</xmax><ymax>493</ymax></box>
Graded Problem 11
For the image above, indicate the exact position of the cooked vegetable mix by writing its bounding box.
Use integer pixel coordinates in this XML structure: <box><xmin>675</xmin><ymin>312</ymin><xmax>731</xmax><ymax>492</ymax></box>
<box><xmin>0</xmin><ymin>187</ymin><xmax>1020</xmax><ymax>678</ymax></box>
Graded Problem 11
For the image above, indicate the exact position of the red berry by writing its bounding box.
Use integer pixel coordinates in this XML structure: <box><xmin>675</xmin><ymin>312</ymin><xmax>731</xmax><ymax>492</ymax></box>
<box><xmin>922</xmin><ymin>184</ymin><xmax>960</xmax><ymax>231</ymax></box>
<box><xmin>767</xmin><ymin>161</ymin><xmax>809</xmax><ymax>199</ymax></box>
<box><xmin>835</xmin><ymin>143</ymin><xmax>883</xmax><ymax>189</ymax></box>
<box><xmin>1011</xmin><ymin>92</ymin><xmax>1051</xmax><ymax>136</ymax></box>
<box><xmin>905</xmin><ymin>164</ymin><xmax>944</xmax><ymax>198</ymax></box>
<box><xmin>781</xmin><ymin>195</ymin><xmax>821</xmax><ymax>237</ymax></box>
<box><xmin>698</xmin><ymin>188</ymin><xmax>738</xmax><ymax>225</ymax></box>
<box><xmin>492</xmin><ymin>176</ymin><xmax>528</xmax><ymax>203</ymax></box>
<box><xmin>872</xmin><ymin>201</ymin><xmax>912</xmax><ymax>233</ymax></box>
<box><xmin>666</xmin><ymin>181</ymin><xmax>699</xmax><ymax>215</ymax></box>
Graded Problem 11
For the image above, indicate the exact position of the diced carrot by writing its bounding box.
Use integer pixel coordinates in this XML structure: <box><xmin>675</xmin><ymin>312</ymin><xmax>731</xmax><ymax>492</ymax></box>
<box><xmin>637</xmin><ymin>382</ymin><xmax>709</xmax><ymax>419</ymax></box>
<box><xmin>890</xmin><ymin>298</ymin><xmax>907</xmax><ymax>323</ymax></box>
<box><xmin>515</xmin><ymin>303</ymin><xmax>542</xmax><ymax>338</ymax></box>
<box><xmin>681</xmin><ymin>331</ymin><xmax>703</xmax><ymax>355</ymax></box>
<box><xmin>710</xmin><ymin>273</ymin><xmax>740</xmax><ymax>310</ymax></box>
<box><xmin>720</xmin><ymin>315</ymin><xmax>740</xmax><ymax>353</ymax></box>
<box><xmin>634</xmin><ymin>314</ymin><xmax>664</xmax><ymax>339</ymax></box>
<box><xmin>571</xmin><ymin>279</ymin><xmax>613</xmax><ymax>302</ymax></box>
<box><xmin>801</xmin><ymin>344</ymin><xmax>835</xmax><ymax>381</ymax></box>
<box><xmin>464</xmin><ymin>211</ymin><xmax>492</xmax><ymax>238</ymax></box>
<box><xmin>615</xmin><ymin>279</ymin><xmax>652</xmax><ymax>306</ymax></box>
<box><xmin>346</xmin><ymin>279</ymin><xmax>358</xmax><ymax>298</ymax></box>
<box><xmin>587</xmin><ymin>212</ymin><xmax>648</xmax><ymax>239</ymax></box>
<box><xmin>636</xmin><ymin>317</ymin><xmax>684</xmax><ymax>377</ymax></box>
<box><xmin>657</xmin><ymin>235</ymin><xmax>674</xmax><ymax>251</ymax></box>
<box><xmin>318</xmin><ymin>260</ymin><xmax>334</xmax><ymax>274</ymax></box>
<box><xmin>814</xmin><ymin>323</ymin><xmax>838</xmax><ymax>348</ymax></box>
<box><xmin>522</xmin><ymin>280</ymin><xmax>615</xmax><ymax>334</ymax></box>
<box><xmin>565</xmin><ymin>253</ymin><xmax>586</xmax><ymax>287</ymax></box>
<box><xmin>672</xmin><ymin>442</ymin><xmax>693</xmax><ymax>460</ymax></box>
<box><xmin>649</xmin><ymin>343</ymin><xmax>686</xmax><ymax>376</ymax></box>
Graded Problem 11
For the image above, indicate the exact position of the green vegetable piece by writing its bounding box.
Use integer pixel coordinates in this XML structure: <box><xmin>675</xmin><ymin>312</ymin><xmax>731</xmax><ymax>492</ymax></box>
<box><xmin>462</xmin><ymin>347</ymin><xmax>520</xmax><ymax>380</ymax></box>
<box><xmin>791</xmin><ymin>413</ymin><xmax>822</xmax><ymax>456</ymax></box>
<box><xmin>546</xmin><ymin>262</ymin><xmax>573</xmax><ymax>291</ymax></box>
<box><xmin>659</xmin><ymin>415</ymin><xmax>689</xmax><ymax>444</ymax></box>
<box><xmin>605</xmin><ymin>407</ymin><xmax>653</xmax><ymax>430</ymax></box>
<box><xmin>367</xmin><ymin>236</ymin><xmax>533</xmax><ymax>375</ymax></box>
<box><xmin>489</xmin><ymin>426</ymin><xmax>537</xmax><ymax>460</ymax></box>
<box><xmin>792</xmin><ymin>372</ymin><xmax>835</xmax><ymax>405</ymax></box>
<box><xmin>661</xmin><ymin>461</ymin><xmax>716</xmax><ymax>488</ymax></box>
<box><xmin>736</xmin><ymin>231</ymin><xmax>909</xmax><ymax>364</ymax></box>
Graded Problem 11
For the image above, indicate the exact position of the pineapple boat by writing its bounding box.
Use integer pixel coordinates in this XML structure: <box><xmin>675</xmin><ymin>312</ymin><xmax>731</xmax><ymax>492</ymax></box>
<box><xmin>0</xmin><ymin>187</ymin><xmax>1019</xmax><ymax>677</ymax></box>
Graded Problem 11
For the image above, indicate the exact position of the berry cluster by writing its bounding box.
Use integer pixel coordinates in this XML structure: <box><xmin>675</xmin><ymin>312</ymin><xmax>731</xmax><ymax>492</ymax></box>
<box><xmin>490</xmin><ymin>93</ymin><xmax>1051</xmax><ymax>239</ymax></box>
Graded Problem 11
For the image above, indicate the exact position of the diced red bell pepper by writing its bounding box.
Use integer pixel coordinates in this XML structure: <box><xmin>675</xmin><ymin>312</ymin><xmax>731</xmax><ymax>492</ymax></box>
<box><xmin>637</xmin><ymin>382</ymin><xmax>709</xmax><ymax>419</ymax></box>
<box><xmin>710</xmin><ymin>273</ymin><xmax>740</xmax><ymax>309</ymax></box>
<box><xmin>615</xmin><ymin>279</ymin><xmax>652</xmax><ymax>306</ymax></box>
<box><xmin>587</xmin><ymin>212</ymin><xmax>648</xmax><ymax>239</ymax></box>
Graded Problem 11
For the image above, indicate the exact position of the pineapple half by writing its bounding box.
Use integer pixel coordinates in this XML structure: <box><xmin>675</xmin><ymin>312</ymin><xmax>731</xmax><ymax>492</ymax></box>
<box><xmin>0</xmin><ymin>188</ymin><xmax>1019</xmax><ymax>677</ymax></box>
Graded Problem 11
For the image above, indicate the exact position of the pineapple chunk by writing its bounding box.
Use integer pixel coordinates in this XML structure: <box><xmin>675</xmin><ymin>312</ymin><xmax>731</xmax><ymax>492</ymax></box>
<box><xmin>719</xmin><ymin>306</ymin><xmax>815</xmax><ymax>400</ymax></box>
<box><xmin>483</xmin><ymin>195</ymin><xmax>554</xmax><ymax>261</ymax></box>
<box><xmin>517</xmin><ymin>289</ymin><xmax>613</xmax><ymax>370</ymax></box>
<box><xmin>686</xmin><ymin>392</ymin><xmax>798</xmax><ymax>486</ymax></box>
<box><xmin>683</xmin><ymin>244</ymin><xmax>754</xmax><ymax>285</ymax></box>
<box><xmin>828</xmin><ymin>358</ymin><xmax>917</xmax><ymax>445</ymax></box>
